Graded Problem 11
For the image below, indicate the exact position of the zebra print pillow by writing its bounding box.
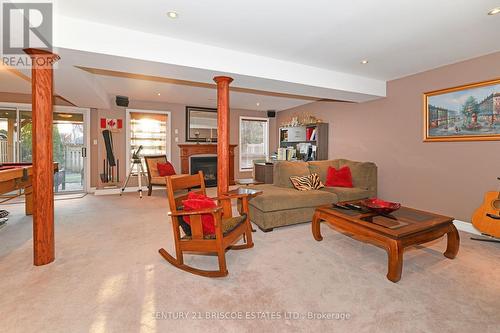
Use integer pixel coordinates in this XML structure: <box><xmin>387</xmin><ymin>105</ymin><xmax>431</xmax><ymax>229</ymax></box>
<box><xmin>290</xmin><ymin>173</ymin><xmax>325</xmax><ymax>191</ymax></box>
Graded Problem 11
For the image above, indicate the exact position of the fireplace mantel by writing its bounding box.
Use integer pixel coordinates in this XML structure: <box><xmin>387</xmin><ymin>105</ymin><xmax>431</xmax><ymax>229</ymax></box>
<box><xmin>178</xmin><ymin>144</ymin><xmax>237</xmax><ymax>185</ymax></box>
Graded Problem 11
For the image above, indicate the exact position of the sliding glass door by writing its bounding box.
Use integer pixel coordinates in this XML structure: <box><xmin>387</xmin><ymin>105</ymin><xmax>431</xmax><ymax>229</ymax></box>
<box><xmin>0</xmin><ymin>108</ymin><xmax>17</xmax><ymax>163</ymax></box>
<box><xmin>19</xmin><ymin>110</ymin><xmax>32</xmax><ymax>163</ymax></box>
<box><xmin>0</xmin><ymin>105</ymin><xmax>88</xmax><ymax>193</ymax></box>
<box><xmin>53</xmin><ymin>113</ymin><xmax>85</xmax><ymax>192</ymax></box>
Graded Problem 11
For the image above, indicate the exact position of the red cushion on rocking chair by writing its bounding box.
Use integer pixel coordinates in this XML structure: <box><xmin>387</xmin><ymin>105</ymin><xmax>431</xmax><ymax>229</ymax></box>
<box><xmin>182</xmin><ymin>192</ymin><xmax>217</xmax><ymax>235</ymax></box>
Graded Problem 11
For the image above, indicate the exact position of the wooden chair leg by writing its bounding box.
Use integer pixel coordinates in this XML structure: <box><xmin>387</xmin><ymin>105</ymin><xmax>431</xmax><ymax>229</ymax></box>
<box><xmin>230</xmin><ymin>227</ymin><xmax>254</xmax><ymax>250</ymax></box>
<box><xmin>170</xmin><ymin>224</ymin><xmax>184</xmax><ymax>265</ymax></box>
<box><xmin>217</xmin><ymin>249</ymin><xmax>228</xmax><ymax>276</ymax></box>
<box><xmin>230</xmin><ymin>198</ymin><xmax>255</xmax><ymax>250</ymax></box>
<box><xmin>148</xmin><ymin>185</ymin><xmax>152</xmax><ymax>196</ymax></box>
<box><xmin>175</xmin><ymin>248</ymin><xmax>184</xmax><ymax>265</ymax></box>
<box><xmin>241</xmin><ymin>197</ymin><xmax>255</xmax><ymax>236</ymax></box>
<box><xmin>244</xmin><ymin>221</ymin><xmax>254</xmax><ymax>247</ymax></box>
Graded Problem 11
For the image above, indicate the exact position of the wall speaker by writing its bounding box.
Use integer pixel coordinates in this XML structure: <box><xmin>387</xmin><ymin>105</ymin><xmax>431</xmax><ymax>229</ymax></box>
<box><xmin>116</xmin><ymin>95</ymin><xmax>129</xmax><ymax>107</ymax></box>
<box><xmin>267</xmin><ymin>110</ymin><xmax>276</xmax><ymax>118</ymax></box>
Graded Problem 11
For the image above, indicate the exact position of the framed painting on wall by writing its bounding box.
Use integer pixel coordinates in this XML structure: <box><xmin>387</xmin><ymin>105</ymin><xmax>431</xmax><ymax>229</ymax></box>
<box><xmin>423</xmin><ymin>78</ymin><xmax>500</xmax><ymax>142</ymax></box>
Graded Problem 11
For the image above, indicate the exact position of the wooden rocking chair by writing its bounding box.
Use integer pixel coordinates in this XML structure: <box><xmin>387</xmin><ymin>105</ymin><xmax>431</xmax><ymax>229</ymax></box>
<box><xmin>159</xmin><ymin>171</ymin><xmax>259</xmax><ymax>277</ymax></box>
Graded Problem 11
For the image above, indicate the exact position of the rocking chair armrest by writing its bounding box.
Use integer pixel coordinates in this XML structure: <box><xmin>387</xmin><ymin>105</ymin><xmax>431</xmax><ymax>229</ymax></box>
<box><xmin>208</xmin><ymin>196</ymin><xmax>236</xmax><ymax>207</ymax></box>
<box><xmin>168</xmin><ymin>206</ymin><xmax>223</xmax><ymax>217</ymax></box>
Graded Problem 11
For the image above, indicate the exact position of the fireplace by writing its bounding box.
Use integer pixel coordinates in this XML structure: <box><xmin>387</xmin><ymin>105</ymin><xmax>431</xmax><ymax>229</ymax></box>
<box><xmin>190</xmin><ymin>156</ymin><xmax>217</xmax><ymax>187</ymax></box>
<box><xmin>178</xmin><ymin>144</ymin><xmax>237</xmax><ymax>185</ymax></box>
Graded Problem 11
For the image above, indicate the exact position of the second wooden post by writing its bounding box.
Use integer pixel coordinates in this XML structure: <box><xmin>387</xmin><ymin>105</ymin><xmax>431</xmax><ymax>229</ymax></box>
<box><xmin>214</xmin><ymin>76</ymin><xmax>233</xmax><ymax>197</ymax></box>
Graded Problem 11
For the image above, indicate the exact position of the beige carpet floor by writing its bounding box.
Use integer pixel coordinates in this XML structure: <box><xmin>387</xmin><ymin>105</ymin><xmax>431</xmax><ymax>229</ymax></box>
<box><xmin>0</xmin><ymin>190</ymin><xmax>499</xmax><ymax>333</ymax></box>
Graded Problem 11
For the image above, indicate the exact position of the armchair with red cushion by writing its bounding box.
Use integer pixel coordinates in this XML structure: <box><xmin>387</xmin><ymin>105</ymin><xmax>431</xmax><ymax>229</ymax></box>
<box><xmin>157</xmin><ymin>161</ymin><xmax>176</xmax><ymax>177</ymax></box>
<box><xmin>144</xmin><ymin>155</ymin><xmax>186</xmax><ymax>196</ymax></box>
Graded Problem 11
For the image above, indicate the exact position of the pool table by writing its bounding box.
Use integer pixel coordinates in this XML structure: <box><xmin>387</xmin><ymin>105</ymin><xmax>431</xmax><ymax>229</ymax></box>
<box><xmin>0</xmin><ymin>162</ymin><xmax>59</xmax><ymax>215</ymax></box>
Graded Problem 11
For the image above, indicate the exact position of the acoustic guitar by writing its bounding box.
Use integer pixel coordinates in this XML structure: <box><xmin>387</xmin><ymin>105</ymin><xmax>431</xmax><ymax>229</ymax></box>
<box><xmin>472</xmin><ymin>179</ymin><xmax>500</xmax><ymax>238</ymax></box>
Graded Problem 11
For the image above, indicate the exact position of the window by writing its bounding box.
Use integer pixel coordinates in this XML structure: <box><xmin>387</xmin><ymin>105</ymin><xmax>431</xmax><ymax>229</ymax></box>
<box><xmin>127</xmin><ymin>110</ymin><xmax>170</xmax><ymax>173</ymax></box>
<box><xmin>239</xmin><ymin>117</ymin><xmax>269</xmax><ymax>171</ymax></box>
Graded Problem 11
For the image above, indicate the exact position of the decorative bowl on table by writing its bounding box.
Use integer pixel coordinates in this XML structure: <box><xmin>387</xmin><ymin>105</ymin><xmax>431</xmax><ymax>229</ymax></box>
<box><xmin>360</xmin><ymin>198</ymin><xmax>401</xmax><ymax>215</ymax></box>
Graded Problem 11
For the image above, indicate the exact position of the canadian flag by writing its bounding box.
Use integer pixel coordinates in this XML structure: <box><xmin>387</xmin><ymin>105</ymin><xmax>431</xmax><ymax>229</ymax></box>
<box><xmin>100</xmin><ymin>118</ymin><xmax>123</xmax><ymax>129</ymax></box>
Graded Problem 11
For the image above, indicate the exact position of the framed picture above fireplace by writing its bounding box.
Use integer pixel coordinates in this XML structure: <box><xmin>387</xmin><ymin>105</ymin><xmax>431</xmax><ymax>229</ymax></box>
<box><xmin>186</xmin><ymin>106</ymin><xmax>218</xmax><ymax>142</ymax></box>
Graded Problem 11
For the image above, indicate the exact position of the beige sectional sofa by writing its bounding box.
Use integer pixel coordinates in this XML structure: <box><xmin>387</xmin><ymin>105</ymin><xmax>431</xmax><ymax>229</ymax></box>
<box><xmin>247</xmin><ymin>159</ymin><xmax>377</xmax><ymax>232</ymax></box>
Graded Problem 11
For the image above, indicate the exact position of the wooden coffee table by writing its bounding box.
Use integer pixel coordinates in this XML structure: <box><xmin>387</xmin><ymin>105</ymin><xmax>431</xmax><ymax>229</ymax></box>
<box><xmin>312</xmin><ymin>203</ymin><xmax>460</xmax><ymax>282</ymax></box>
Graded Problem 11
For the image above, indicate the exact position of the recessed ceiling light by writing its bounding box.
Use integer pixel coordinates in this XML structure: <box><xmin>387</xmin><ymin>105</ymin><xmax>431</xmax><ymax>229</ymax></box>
<box><xmin>157</xmin><ymin>93</ymin><xmax>161</xmax><ymax>96</ymax></box>
<box><xmin>361</xmin><ymin>59</ymin><xmax>369</xmax><ymax>64</ymax></box>
<box><xmin>488</xmin><ymin>7</ymin><xmax>500</xmax><ymax>15</ymax></box>
<box><xmin>256</xmin><ymin>102</ymin><xmax>260</xmax><ymax>106</ymax></box>
<box><xmin>167</xmin><ymin>11</ymin><xmax>179</xmax><ymax>19</ymax></box>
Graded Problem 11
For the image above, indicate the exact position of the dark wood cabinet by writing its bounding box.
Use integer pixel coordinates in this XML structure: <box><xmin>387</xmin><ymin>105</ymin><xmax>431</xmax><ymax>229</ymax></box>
<box><xmin>254</xmin><ymin>162</ymin><xmax>274</xmax><ymax>184</ymax></box>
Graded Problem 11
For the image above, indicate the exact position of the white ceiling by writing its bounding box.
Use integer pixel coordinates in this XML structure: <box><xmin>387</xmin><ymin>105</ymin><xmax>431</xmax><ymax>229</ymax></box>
<box><xmin>57</xmin><ymin>0</ymin><xmax>500</xmax><ymax>80</ymax></box>
<box><xmin>0</xmin><ymin>68</ymin><xmax>30</xmax><ymax>94</ymax></box>
<box><xmin>2</xmin><ymin>49</ymin><xmax>315</xmax><ymax>110</ymax></box>
<box><xmin>2</xmin><ymin>0</ymin><xmax>499</xmax><ymax>110</ymax></box>
<box><xmin>52</xmin><ymin>16</ymin><xmax>386</xmax><ymax>103</ymax></box>
<box><xmin>59</xmin><ymin>48</ymin><xmax>319</xmax><ymax>110</ymax></box>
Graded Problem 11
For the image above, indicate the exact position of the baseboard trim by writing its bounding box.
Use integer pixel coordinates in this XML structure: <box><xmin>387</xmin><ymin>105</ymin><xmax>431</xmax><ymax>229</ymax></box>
<box><xmin>94</xmin><ymin>188</ymin><xmax>122</xmax><ymax>195</ymax></box>
<box><xmin>453</xmin><ymin>219</ymin><xmax>481</xmax><ymax>235</ymax></box>
<box><xmin>93</xmin><ymin>186</ymin><xmax>164</xmax><ymax>196</ymax></box>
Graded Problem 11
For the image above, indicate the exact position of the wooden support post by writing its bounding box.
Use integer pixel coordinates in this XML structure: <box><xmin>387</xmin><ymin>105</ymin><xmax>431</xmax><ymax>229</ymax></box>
<box><xmin>214</xmin><ymin>76</ymin><xmax>233</xmax><ymax>197</ymax></box>
<box><xmin>24</xmin><ymin>48</ymin><xmax>60</xmax><ymax>266</ymax></box>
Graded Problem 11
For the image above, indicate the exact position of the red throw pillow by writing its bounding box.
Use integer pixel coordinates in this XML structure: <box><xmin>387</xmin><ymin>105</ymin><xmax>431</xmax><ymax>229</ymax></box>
<box><xmin>186</xmin><ymin>192</ymin><xmax>207</xmax><ymax>200</ymax></box>
<box><xmin>182</xmin><ymin>192</ymin><xmax>216</xmax><ymax>235</ymax></box>
<box><xmin>325</xmin><ymin>166</ymin><xmax>353</xmax><ymax>188</ymax></box>
<box><xmin>157</xmin><ymin>162</ymin><xmax>176</xmax><ymax>176</ymax></box>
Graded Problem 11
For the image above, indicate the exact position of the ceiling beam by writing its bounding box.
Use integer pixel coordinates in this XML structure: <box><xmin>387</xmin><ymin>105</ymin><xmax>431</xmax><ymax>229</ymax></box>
<box><xmin>75</xmin><ymin>66</ymin><xmax>352</xmax><ymax>102</ymax></box>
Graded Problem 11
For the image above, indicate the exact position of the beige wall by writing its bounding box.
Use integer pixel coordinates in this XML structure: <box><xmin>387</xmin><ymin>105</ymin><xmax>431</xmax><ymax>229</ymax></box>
<box><xmin>277</xmin><ymin>51</ymin><xmax>500</xmax><ymax>222</ymax></box>
<box><xmin>91</xmin><ymin>99</ymin><xmax>276</xmax><ymax>187</ymax></box>
<box><xmin>0</xmin><ymin>92</ymin><xmax>277</xmax><ymax>189</ymax></box>
<box><xmin>0</xmin><ymin>92</ymin><xmax>74</xmax><ymax>106</ymax></box>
